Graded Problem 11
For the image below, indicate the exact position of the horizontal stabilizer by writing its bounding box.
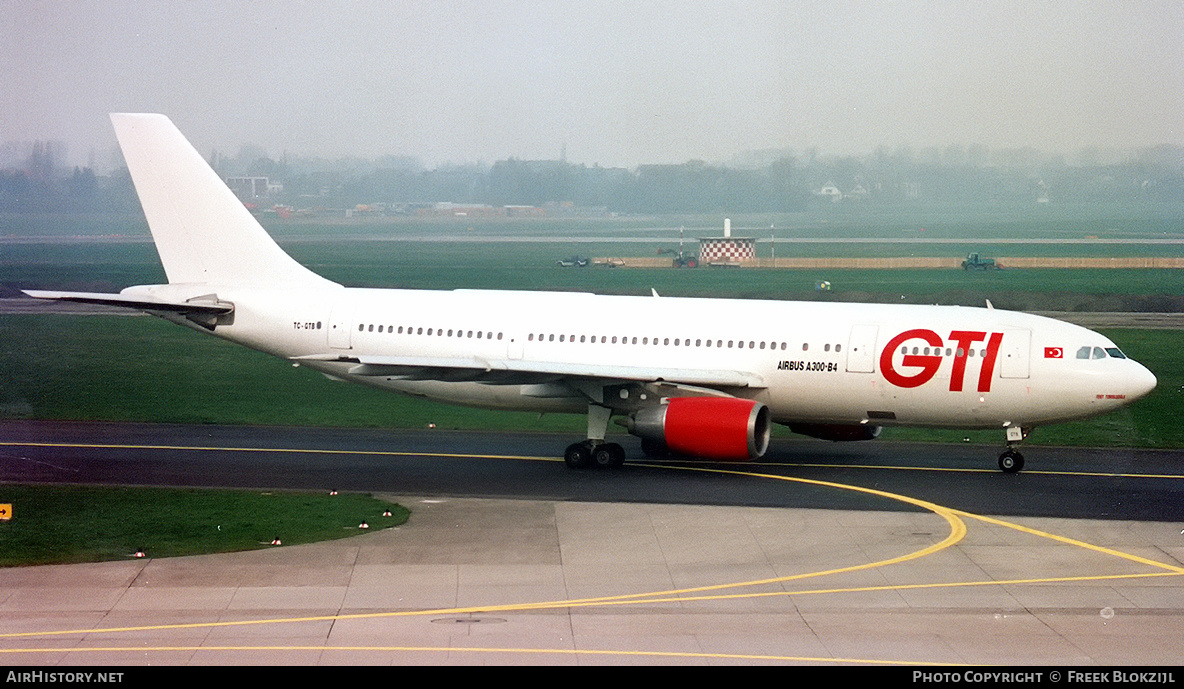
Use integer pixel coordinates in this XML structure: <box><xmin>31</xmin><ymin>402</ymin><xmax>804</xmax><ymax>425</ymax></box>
<box><xmin>22</xmin><ymin>290</ymin><xmax>233</xmax><ymax>315</ymax></box>
<box><xmin>22</xmin><ymin>289</ymin><xmax>234</xmax><ymax>330</ymax></box>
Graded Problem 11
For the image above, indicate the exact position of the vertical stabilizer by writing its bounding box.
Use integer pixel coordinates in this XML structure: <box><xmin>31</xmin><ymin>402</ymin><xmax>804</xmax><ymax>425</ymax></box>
<box><xmin>111</xmin><ymin>113</ymin><xmax>336</xmax><ymax>287</ymax></box>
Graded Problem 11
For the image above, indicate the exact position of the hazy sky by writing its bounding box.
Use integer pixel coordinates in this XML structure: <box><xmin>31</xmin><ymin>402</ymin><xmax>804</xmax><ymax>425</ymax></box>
<box><xmin>3</xmin><ymin>1</ymin><xmax>1182</xmax><ymax>169</ymax></box>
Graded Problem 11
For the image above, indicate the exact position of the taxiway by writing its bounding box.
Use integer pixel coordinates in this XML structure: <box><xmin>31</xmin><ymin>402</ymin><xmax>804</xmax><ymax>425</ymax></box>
<box><xmin>1</xmin><ymin>421</ymin><xmax>1182</xmax><ymax>665</ymax></box>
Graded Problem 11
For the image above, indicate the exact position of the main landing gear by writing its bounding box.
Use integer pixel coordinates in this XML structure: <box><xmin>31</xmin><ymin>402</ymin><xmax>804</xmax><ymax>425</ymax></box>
<box><xmin>564</xmin><ymin>402</ymin><xmax>626</xmax><ymax>470</ymax></box>
<box><xmin>564</xmin><ymin>440</ymin><xmax>626</xmax><ymax>470</ymax></box>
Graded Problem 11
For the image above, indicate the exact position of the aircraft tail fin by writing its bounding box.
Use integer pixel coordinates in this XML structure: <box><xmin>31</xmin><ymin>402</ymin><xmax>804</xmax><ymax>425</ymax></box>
<box><xmin>111</xmin><ymin>113</ymin><xmax>336</xmax><ymax>288</ymax></box>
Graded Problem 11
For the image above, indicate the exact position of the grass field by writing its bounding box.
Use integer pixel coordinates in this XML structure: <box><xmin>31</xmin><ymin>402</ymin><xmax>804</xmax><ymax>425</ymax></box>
<box><xmin>0</xmin><ymin>484</ymin><xmax>407</xmax><ymax>566</ymax></box>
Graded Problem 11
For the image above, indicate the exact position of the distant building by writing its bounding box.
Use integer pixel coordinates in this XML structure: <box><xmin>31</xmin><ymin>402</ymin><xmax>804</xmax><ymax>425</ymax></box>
<box><xmin>226</xmin><ymin>176</ymin><xmax>282</xmax><ymax>201</ymax></box>
<box><xmin>815</xmin><ymin>181</ymin><xmax>843</xmax><ymax>201</ymax></box>
<box><xmin>846</xmin><ymin>183</ymin><xmax>869</xmax><ymax>201</ymax></box>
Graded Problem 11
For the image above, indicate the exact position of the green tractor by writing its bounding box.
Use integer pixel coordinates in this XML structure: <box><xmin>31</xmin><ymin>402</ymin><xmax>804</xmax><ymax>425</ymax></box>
<box><xmin>962</xmin><ymin>253</ymin><xmax>1001</xmax><ymax>271</ymax></box>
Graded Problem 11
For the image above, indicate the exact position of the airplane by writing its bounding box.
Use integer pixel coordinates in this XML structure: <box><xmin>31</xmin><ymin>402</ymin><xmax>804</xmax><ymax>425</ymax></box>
<box><xmin>24</xmin><ymin>114</ymin><xmax>1158</xmax><ymax>474</ymax></box>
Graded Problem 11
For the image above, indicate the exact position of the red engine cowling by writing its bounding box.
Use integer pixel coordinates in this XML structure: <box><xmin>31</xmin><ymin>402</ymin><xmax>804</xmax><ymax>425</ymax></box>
<box><xmin>626</xmin><ymin>397</ymin><xmax>770</xmax><ymax>460</ymax></box>
<box><xmin>787</xmin><ymin>423</ymin><xmax>882</xmax><ymax>442</ymax></box>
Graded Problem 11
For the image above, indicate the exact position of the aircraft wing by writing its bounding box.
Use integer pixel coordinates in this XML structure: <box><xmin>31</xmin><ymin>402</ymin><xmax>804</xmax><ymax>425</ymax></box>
<box><xmin>293</xmin><ymin>353</ymin><xmax>766</xmax><ymax>389</ymax></box>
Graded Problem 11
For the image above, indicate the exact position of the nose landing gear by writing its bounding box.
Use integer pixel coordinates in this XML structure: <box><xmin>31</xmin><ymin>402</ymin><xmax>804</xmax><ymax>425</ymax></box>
<box><xmin>998</xmin><ymin>448</ymin><xmax>1025</xmax><ymax>473</ymax></box>
<box><xmin>998</xmin><ymin>425</ymin><xmax>1029</xmax><ymax>473</ymax></box>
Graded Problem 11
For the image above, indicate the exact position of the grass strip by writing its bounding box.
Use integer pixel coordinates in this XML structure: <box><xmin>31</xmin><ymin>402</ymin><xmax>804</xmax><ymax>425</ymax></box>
<box><xmin>0</xmin><ymin>483</ymin><xmax>407</xmax><ymax>566</ymax></box>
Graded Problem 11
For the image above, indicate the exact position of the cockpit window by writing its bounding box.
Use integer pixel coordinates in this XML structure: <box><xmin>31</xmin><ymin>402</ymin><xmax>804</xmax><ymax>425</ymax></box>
<box><xmin>1077</xmin><ymin>345</ymin><xmax>1126</xmax><ymax>360</ymax></box>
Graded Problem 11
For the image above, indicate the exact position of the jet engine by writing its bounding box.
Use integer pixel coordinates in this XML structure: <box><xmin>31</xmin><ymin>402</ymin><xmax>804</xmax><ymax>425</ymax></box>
<box><xmin>787</xmin><ymin>423</ymin><xmax>882</xmax><ymax>442</ymax></box>
<box><xmin>624</xmin><ymin>397</ymin><xmax>770</xmax><ymax>460</ymax></box>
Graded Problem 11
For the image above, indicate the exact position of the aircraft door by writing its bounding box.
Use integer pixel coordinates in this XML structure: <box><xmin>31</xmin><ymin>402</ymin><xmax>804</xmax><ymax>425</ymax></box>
<box><xmin>846</xmin><ymin>325</ymin><xmax>878</xmax><ymax>373</ymax></box>
<box><xmin>507</xmin><ymin>335</ymin><xmax>524</xmax><ymax>360</ymax></box>
<box><xmin>999</xmin><ymin>328</ymin><xmax>1031</xmax><ymax>379</ymax></box>
<box><xmin>327</xmin><ymin>307</ymin><xmax>352</xmax><ymax>350</ymax></box>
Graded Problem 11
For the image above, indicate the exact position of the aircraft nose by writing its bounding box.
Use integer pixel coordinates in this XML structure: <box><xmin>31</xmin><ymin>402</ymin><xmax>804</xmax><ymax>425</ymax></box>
<box><xmin>1125</xmin><ymin>362</ymin><xmax>1157</xmax><ymax>402</ymax></box>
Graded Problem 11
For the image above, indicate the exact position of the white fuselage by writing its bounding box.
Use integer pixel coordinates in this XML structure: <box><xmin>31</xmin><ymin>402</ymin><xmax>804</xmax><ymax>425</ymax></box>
<box><xmin>140</xmin><ymin>282</ymin><xmax>1158</xmax><ymax>432</ymax></box>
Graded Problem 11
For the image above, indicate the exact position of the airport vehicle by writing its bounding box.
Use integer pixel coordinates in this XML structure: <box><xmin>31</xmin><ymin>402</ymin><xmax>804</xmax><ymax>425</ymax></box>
<box><xmin>963</xmin><ymin>252</ymin><xmax>1001</xmax><ymax>270</ymax></box>
<box><xmin>25</xmin><ymin>115</ymin><xmax>1157</xmax><ymax>473</ymax></box>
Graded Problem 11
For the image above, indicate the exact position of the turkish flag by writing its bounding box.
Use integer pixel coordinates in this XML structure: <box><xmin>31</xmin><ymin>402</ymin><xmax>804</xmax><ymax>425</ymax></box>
<box><xmin>1044</xmin><ymin>347</ymin><xmax>1063</xmax><ymax>359</ymax></box>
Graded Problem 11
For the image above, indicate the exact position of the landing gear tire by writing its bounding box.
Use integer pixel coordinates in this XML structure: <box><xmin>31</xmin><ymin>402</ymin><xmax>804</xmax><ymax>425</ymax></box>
<box><xmin>564</xmin><ymin>442</ymin><xmax>594</xmax><ymax>470</ymax></box>
<box><xmin>593</xmin><ymin>443</ymin><xmax>626</xmax><ymax>469</ymax></box>
<box><xmin>999</xmin><ymin>449</ymin><xmax>1025</xmax><ymax>474</ymax></box>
